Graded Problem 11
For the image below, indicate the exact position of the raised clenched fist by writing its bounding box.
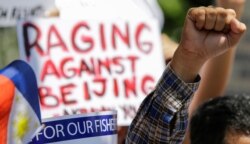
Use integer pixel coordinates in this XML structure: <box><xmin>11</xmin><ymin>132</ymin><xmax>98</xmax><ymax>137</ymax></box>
<box><xmin>179</xmin><ymin>7</ymin><xmax>246</xmax><ymax>62</ymax></box>
<box><xmin>170</xmin><ymin>7</ymin><xmax>246</xmax><ymax>82</ymax></box>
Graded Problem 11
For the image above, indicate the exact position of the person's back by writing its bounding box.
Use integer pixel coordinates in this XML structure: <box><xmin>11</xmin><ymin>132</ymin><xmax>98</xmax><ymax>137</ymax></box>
<box><xmin>190</xmin><ymin>95</ymin><xmax>250</xmax><ymax>144</ymax></box>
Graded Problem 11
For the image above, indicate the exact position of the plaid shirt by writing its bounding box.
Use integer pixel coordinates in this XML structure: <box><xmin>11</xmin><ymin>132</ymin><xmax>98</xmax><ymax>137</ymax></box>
<box><xmin>126</xmin><ymin>65</ymin><xmax>200</xmax><ymax>144</ymax></box>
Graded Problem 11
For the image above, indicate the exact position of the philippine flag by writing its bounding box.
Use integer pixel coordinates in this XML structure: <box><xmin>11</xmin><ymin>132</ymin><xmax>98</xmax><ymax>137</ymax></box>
<box><xmin>0</xmin><ymin>60</ymin><xmax>42</xmax><ymax>144</ymax></box>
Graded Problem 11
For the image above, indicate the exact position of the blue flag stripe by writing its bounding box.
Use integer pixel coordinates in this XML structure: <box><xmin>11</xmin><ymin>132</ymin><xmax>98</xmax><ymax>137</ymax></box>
<box><xmin>0</xmin><ymin>60</ymin><xmax>41</xmax><ymax>123</ymax></box>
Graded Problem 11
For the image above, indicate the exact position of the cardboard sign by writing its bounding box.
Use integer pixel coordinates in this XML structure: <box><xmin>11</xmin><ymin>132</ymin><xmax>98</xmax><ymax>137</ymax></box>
<box><xmin>30</xmin><ymin>111</ymin><xmax>117</xmax><ymax>144</ymax></box>
<box><xmin>0</xmin><ymin>0</ymin><xmax>55</xmax><ymax>27</ymax></box>
<box><xmin>17</xmin><ymin>18</ymin><xmax>165</xmax><ymax>125</ymax></box>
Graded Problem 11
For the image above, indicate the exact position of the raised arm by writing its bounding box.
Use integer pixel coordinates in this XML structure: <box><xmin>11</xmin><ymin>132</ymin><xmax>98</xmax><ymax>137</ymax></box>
<box><xmin>126</xmin><ymin>7</ymin><xmax>246</xmax><ymax>143</ymax></box>
<box><xmin>184</xmin><ymin>2</ymin><xmax>246</xmax><ymax>143</ymax></box>
<box><xmin>188</xmin><ymin>0</ymin><xmax>246</xmax><ymax>126</ymax></box>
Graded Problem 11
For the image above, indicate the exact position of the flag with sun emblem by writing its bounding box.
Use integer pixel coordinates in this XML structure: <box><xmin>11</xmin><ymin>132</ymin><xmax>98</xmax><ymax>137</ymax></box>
<box><xmin>0</xmin><ymin>60</ymin><xmax>42</xmax><ymax>144</ymax></box>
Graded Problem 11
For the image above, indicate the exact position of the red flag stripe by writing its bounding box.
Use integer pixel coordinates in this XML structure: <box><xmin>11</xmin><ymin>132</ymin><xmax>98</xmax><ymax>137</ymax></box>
<box><xmin>0</xmin><ymin>75</ymin><xmax>15</xmax><ymax>144</ymax></box>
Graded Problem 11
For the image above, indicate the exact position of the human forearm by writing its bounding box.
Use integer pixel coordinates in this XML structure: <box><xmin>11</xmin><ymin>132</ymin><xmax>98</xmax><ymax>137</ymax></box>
<box><xmin>217</xmin><ymin>0</ymin><xmax>245</xmax><ymax>19</ymax></box>
<box><xmin>193</xmin><ymin>48</ymin><xmax>236</xmax><ymax>102</ymax></box>
<box><xmin>170</xmin><ymin>46</ymin><xmax>205</xmax><ymax>83</ymax></box>
<box><xmin>188</xmin><ymin>0</ymin><xmax>246</xmax><ymax>118</ymax></box>
<box><xmin>127</xmin><ymin>6</ymin><xmax>246</xmax><ymax>144</ymax></box>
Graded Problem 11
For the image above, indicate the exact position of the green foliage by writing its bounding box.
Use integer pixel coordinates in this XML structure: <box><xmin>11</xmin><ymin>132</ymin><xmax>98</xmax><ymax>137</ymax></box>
<box><xmin>158</xmin><ymin>0</ymin><xmax>189</xmax><ymax>42</ymax></box>
<box><xmin>158</xmin><ymin>0</ymin><xmax>184</xmax><ymax>18</ymax></box>
<box><xmin>0</xmin><ymin>28</ymin><xmax>19</xmax><ymax>68</ymax></box>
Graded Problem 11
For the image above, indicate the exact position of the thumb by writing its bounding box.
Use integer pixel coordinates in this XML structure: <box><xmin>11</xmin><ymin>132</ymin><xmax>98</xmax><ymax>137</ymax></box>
<box><xmin>231</xmin><ymin>18</ymin><xmax>246</xmax><ymax>34</ymax></box>
<box><xmin>229</xmin><ymin>18</ymin><xmax>246</xmax><ymax>44</ymax></box>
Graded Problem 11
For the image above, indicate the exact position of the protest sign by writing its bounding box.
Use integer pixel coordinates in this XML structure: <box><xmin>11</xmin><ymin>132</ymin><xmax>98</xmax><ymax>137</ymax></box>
<box><xmin>0</xmin><ymin>0</ymin><xmax>54</xmax><ymax>27</ymax></box>
<box><xmin>17</xmin><ymin>18</ymin><xmax>165</xmax><ymax>125</ymax></box>
<box><xmin>30</xmin><ymin>111</ymin><xmax>117</xmax><ymax>144</ymax></box>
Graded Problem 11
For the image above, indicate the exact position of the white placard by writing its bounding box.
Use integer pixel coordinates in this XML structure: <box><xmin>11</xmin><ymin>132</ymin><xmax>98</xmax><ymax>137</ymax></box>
<box><xmin>17</xmin><ymin>18</ymin><xmax>165</xmax><ymax>125</ymax></box>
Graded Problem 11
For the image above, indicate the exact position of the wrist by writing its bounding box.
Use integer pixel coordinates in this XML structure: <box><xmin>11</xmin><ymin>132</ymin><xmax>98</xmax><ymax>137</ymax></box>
<box><xmin>170</xmin><ymin>46</ymin><xmax>205</xmax><ymax>83</ymax></box>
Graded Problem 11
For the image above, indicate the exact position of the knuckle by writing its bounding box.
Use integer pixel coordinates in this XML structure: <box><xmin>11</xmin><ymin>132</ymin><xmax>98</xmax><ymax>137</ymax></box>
<box><xmin>215</xmin><ymin>7</ymin><xmax>225</xmax><ymax>13</ymax></box>
<box><xmin>199</xmin><ymin>6</ymin><xmax>206</xmax><ymax>9</ymax></box>
<box><xmin>196</xmin><ymin>15</ymin><xmax>205</xmax><ymax>23</ymax></box>
<box><xmin>217</xmin><ymin>11</ymin><xmax>227</xmax><ymax>19</ymax></box>
<box><xmin>190</xmin><ymin>7</ymin><xmax>206</xmax><ymax>21</ymax></box>
<box><xmin>206</xmin><ymin>8</ymin><xmax>217</xmax><ymax>17</ymax></box>
<box><xmin>197</xmin><ymin>9</ymin><xmax>206</xmax><ymax>18</ymax></box>
<box><xmin>188</xmin><ymin>8</ymin><xmax>195</xmax><ymax>14</ymax></box>
<box><xmin>226</xmin><ymin>9</ymin><xmax>236</xmax><ymax>17</ymax></box>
